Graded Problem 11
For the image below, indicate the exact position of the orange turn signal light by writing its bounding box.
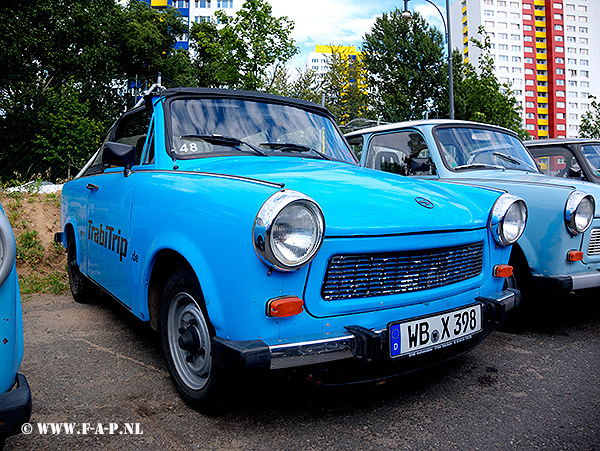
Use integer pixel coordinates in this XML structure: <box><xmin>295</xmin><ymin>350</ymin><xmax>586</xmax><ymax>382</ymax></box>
<box><xmin>266</xmin><ymin>296</ymin><xmax>304</xmax><ymax>318</ymax></box>
<box><xmin>567</xmin><ymin>250</ymin><xmax>584</xmax><ymax>262</ymax></box>
<box><xmin>493</xmin><ymin>264</ymin><xmax>513</xmax><ymax>278</ymax></box>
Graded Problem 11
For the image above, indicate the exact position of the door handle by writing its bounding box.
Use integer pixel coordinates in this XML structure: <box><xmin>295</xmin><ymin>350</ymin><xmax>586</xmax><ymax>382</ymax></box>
<box><xmin>86</xmin><ymin>183</ymin><xmax>99</xmax><ymax>191</ymax></box>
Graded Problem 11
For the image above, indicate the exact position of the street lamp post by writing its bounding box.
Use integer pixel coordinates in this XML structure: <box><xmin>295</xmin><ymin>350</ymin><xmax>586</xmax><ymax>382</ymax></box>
<box><xmin>402</xmin><ymin>0</ymin><xmax>454</xmax><ymax>119</ymax></box>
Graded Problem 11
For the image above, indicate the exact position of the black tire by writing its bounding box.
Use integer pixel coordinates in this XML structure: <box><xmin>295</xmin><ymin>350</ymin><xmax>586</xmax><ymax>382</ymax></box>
<box><xmin>160</xmin><ymin>267</ymin><xmax>227</xmax><ymax>414</ymax></box>
<box><xmin>66</xmin><ymin>232</ymin><xmax>98</xmax><ymax>303</ymax></box>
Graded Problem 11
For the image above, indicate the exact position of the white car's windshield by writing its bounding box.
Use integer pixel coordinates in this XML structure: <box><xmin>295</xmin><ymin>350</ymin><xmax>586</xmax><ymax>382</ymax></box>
<box><xmin>169</xmin><ymin>98</ymin><xmax>357</xmax><ymax>164</ymax></box>
<box><xmin>435</xmin><ymin>127</ymin><xmax>539</xmax><ymax>173</ymax></box>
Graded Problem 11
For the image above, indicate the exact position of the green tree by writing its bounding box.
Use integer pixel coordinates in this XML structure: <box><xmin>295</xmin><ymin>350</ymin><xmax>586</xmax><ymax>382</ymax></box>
<box><xmin>453</xmin><ymin>28</ymin><xmax>527</xmax><ymax>140</ymax></box>
<box><xmin>189</xmin><ymin>0</ymin><xmax>298</xmax><ymax>91</ymax></box>
<box><xmin>579</xmin><ymin>96</ymin><xmax>600</xmax><ymax>138</ymax></box>
<box><xmin>0</xmin><ymin>0</ymin><xmax>191</xmax><ymax>182</ymax></box>
<box><xmin>320</xmin><ymin>47</ymin><xmax>371</xmax><ymax>125</ymax></box>
<box><xmin>362</xmin><ymin>9</ymin><xmax>446</xmax><ymax>122</ymax></box>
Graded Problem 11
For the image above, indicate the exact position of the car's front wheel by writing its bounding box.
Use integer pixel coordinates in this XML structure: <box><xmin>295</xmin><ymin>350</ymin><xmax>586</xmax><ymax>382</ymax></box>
<box><xmin>160</xmin><ymin>268</ymin><xmax>226</xmax><ymax>414</ymax></box>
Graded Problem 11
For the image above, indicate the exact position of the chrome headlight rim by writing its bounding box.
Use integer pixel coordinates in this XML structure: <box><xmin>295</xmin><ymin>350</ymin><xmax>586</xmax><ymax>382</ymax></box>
<box><xmin>565</xmin><ymin>190</ymin><xmax>595</xmax><ymax>235</ymax></box>
<box><xmin>0</xmin><ymin>210</ymin><xmax>16</xmax><ymax>287</ymax></box>
<box><xmin>490</xmin><ymin>193</ymin><xmax>527</xmax><ymax>246</ymax></box>
<box><xmin>253</xmin><ymin>190</ymin><xmax>325</xmax><ymax>272</ymax></box>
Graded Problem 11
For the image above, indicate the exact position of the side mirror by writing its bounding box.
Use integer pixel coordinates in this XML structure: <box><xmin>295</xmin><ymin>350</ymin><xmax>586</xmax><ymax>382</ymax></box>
<box><xmin>102</xmin><ymin>142</ymin><xmax>136</xmax><ymax>177</ymax></box>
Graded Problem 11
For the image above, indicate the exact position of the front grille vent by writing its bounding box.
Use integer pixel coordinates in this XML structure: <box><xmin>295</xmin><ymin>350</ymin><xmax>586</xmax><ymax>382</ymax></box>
<box><xmin>321</xmin><ymin>242</ymin><xmax>484</xmax><ymax>301</ymax></box>
<box><xmin>587</xmin><ymin>228</ymin><xmax>600</xmax><ymax>256</ymax></box>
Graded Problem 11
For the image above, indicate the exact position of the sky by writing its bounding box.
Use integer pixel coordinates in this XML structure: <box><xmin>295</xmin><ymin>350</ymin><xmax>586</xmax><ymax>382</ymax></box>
<box><xmin>269</xmin><ymin>0</ymin><xmax>450</xmax><ymax>69</ymax></box>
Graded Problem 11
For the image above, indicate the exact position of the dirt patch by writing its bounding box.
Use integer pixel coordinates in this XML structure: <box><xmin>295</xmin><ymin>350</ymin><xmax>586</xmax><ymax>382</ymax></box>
<box><xmin>0</xmin><ymin>191</ymin><xmax>67</xmax><ymax>293</ymax></box>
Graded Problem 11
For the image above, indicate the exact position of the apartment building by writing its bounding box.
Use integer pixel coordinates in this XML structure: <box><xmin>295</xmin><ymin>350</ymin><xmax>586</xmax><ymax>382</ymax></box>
<box><xmin>143</xmin><ymin>0</ymin><xmax>241</xmax><ymax>50</ymax></box>
<box><xmin>304</xmin><ymin>45</ymin><xmax>362</xmax><ymax>76</ymax></box>
<box><xmin>450</xmin><ymin>0</ymin><xmax>599</xmax><ymax>138</ymax></box>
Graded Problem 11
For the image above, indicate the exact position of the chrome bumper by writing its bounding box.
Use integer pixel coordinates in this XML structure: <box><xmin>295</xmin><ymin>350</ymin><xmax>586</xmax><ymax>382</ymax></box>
<box><xmin>212</xmin><ymin>289</ymin><xmax>519</xmax><ymax>372</ymax></box>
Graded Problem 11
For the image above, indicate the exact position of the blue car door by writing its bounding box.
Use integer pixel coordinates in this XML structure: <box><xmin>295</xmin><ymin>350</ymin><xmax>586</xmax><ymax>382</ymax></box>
<box><xmin>84</xmin><ymin>107</ymin><xmax>152</xmax><ymax>307</ymax></box>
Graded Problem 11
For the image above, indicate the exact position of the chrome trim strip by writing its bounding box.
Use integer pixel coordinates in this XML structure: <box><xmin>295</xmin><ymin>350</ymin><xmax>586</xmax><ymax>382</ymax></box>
<box><xmin>570</xmin><ymin>272</ymin><xmax>600</xmax><ymax>290</ymax></box>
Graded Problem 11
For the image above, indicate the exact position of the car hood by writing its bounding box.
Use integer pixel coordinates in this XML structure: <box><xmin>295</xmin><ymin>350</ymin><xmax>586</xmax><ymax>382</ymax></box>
<box><xmin>443</xmin><ymin>169</ymin><xmax>600</xmax><ymax>215</ymax></box>
<box><xmin>184</xmin><ymin>156</ymin><xmax>504</xmax><ymax>236</ymax></box>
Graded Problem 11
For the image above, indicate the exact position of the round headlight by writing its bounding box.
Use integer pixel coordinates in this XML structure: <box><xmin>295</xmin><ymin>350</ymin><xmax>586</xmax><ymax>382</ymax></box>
<box><xmin>490</xmin><ymin>193</ymin><xmax>527</xmax><ymax>246</ymax></box>
<box><xmin>565</xmin><ymin>191</ymin><xmax>595</xmax><ymax>235</ymax></box>
<box><xmin>0</xmin><ymin>210</ymin><xmax>16</xmax><ymax>287</ymax></box>
<box><xmin>253</xmin><ymin>190</ymin><xmax>325</xmax><ymax>271</ymax></box>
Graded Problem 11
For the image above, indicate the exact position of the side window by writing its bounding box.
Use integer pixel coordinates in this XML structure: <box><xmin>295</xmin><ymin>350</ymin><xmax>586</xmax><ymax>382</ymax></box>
<box><xmin>366</xmin><ymin>131</ymin><xmax>436</xmax><ymax>176</ymax></box>
<box><xmin>112</xmin><ymin>108</ymin><xmax>153</xmax><ymax>167</ymax></box>
<box><xmin>346</xmin><ymin>136</ymin><xmax>364</xmax><ymax>161</ymax></box>
<box><xmin>534</xmin><ymin>149</ymin><xmax>581</xmax><ymax>179</ymax></box>
<box><xmin>143</xmin><ymin>120</ymin><xmax>155</xmax><ymax>165</ymax></box>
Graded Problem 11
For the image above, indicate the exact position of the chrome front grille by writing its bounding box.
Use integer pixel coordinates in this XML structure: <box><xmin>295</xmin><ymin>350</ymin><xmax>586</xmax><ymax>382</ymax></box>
<box><xmin>588</xmin><ymin>228</ymin><xmax>600</xmax><ymax>256</ymax></box>
<box><xmin>321</xmin><ymin>242</ymin><xmax>484</xmax><ymax>301</ymax></box>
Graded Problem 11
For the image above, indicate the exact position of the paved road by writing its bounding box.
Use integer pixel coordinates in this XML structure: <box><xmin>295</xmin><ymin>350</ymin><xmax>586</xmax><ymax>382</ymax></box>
<box><xmin>5</xmin><ymin>292</ymin><xmax>600</xmax><ymax>450</ymax></box>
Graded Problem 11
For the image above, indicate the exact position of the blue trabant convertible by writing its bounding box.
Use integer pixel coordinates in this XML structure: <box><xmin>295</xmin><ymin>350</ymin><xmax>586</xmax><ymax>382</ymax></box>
<box><xmin>0</xmin><ymin>202</ymin><xmax>32</xmax><ymax>445</ymax></box>
<box><xmin>346</xmin><ymin>120</ymin><xmax>600</xmax><ymax>299</ymax></box>
<box><xmin>56</xmin><ymin>89</ymin><xmax>526</xmax><ymax>412</ymax></box>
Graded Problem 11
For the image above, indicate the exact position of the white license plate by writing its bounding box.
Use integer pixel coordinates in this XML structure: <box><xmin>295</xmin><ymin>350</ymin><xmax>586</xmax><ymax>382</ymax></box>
<box><xmin>389</xmin><ymin>304</ymin><xmax>482</xmax><ymax>358</ymax></box>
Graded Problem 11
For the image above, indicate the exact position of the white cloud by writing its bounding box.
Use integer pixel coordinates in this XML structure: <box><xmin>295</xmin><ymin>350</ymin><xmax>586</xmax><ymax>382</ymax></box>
<box><xmin>268</xmin><ymin>0</ymin><xmax>447</xmax><ymax>68</ymax></box>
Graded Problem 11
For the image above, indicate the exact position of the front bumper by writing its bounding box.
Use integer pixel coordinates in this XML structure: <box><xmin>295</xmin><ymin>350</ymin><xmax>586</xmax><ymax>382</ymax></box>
<box><xmin>532</xmin><ymin>271</ymin><xmax>600</xmax><ymax>292</ymax></box>
<box><xmin>212</xmin><ymin>289</ymin><xmax>519</xmax><ymax>373</ymax></box>
<box><xmin>0</xmin><ymin>374</ymin><xmax>32</xmax><ymax>439</ymax></box>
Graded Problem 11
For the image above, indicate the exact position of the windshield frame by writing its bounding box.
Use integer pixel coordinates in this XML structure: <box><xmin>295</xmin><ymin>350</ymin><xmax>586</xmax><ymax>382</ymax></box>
<box><xmin>432</xmin><ymin>124</ymin><xmax>540</xmax><ymax>174</ymax></box>
<box><xmin>160</xmin><ymin>93</ymin><xmax>358</xmax><ymax>165</ymax></box>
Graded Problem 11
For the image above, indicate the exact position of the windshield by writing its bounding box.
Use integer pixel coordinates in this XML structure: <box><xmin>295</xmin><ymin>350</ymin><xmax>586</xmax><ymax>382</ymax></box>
<box><xmin>434</xmin><ymin>126</ymin><xmax>539</xmax><ymax>173</ymax></box>
<box><xmin>168</xmin><ymin>98</ymin><xmax>357</xmax><ymax>164</ymax></box>
<box><xmin>581</xmin><ymin>144</ymin><xmax>600</xmax><ymax>176</ymax></box>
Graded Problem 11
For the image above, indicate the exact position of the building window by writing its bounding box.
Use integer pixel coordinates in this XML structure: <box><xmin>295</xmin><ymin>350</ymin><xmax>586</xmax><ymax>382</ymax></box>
<box><xmin>526</xmin><ymin>113</ymin><xmax>535</xmax><ymax>119</ymax></box>
<box><xmin>557</xmin><ymin>102</ymin><xmax>566</xmax><ymax>108</ymax></box>
<box><xmin>580</xmin><ymin>38</ymin><xmax>588</xmax><ymax>44</ymax></box>
<box><xmin>581</xmin><ymin>81</ymin><xmax>589</xmax><ymax>88</ymax></box>
<box><xmin>526</xmin><ymin>90</ymin><xmax>535</xmax><ymax>97</ymax></box>
<box><xmin>553</xmin><ymin>2</ymin><xmax>562</xmax><ymax>9</ymax></box>
<box><xmin>554</xmin><ymin>14</ymin><xmax>562</xmax><ymax>20</ymax></box>
<box><xmin>524</xmin><ymin>36</ymin><xmax>533</xmax><ymax>42</ymax></box>
<box><xmin>566</xmin><ymin>4</ymin><xmax>575</xmax><ymax>10</ymax></box>
<box><xmin>569</xmin><ymin>113</ymin><xmax>578</xmax><ymax>120</ymax></box>
<box><xmin>512</xmin><ymin>45</ymin><xmax>521</xmax><ymax>51</ymax></box>
<box><xmin>526</xmin><ymin>124</ymin><xmax>535</xmax><ymax>130</ymax></box>
<box><xmin>524</xmin><ymin>14</ymin><xmax>532</xmax><ymax>21</ymax></box>
<box><xmin>498</xmin><ymin>22</ymin><xmax>507</xmax><ymax>28</ymax></box>
<box><xmin>557</xmin><ymin>124</ymin><xmax>566</xmax><ymax>130</ymax></box>
<box><xmin>554</xmin><ymin>24</ymin><xmax>563</xmax><ymax>30</ymax></box>
<box><xmin>484</xmin><ymin>0</ymin><xmax>493</xmax><ymax>5</ymax></box>
<box><xmin>499</xmin><ymin>55</ymin><xmax>509</xmax><ymax>61</ymax></box>
<box><xmin>555</xmin><ymin>36</ymin><xmax>563</xmax><ymax>42</ymax></box>
<box><xmin>484</xmin><ymin>10</ymin><xmax>494</xmax><ymax>16</ymax></box>
<box><xmin>566</xmin><ymin>25</ymin><xmax>576</xmax><ymax>32</ymax></box>
<box><xmin>523</xmin><ymin>3</ymin><xmax>531</xmax><ymax>9</ymax></box>
<box><xmin>579</xmin><ymin>27</ymin><xmax>588</xmax><ymax>33</ymax></box>
<box><xmin>485</xmin><ymin>21</ymin><xmax>495</xmax><ymax>27</ymax></box>
<box><xmin>556</xmin><ymin>68</ymin><xmax>564</xmax><ymax>74</ymax></box>
<box><xmin>556</xmin><ymin>79</ymin><xmax>565</xmax><ymax>86</ymax></box>
<box><xmin>499</xmin><ymin>44</ymin><xmax>509</xmax><ymax>50</ymax></box>
<box><xmin>525</xmin><ymin>68</ymin><xmax>534</xmax><ymax>75</ymax></box>
<box><xmin>526</xmin><ymin>102</ymin><xmax>535</xmax><ymax>108</ymax></box>
<box><xmin>579</xmin><ymin>16</ymin><xmax>587</xmax><ymax>23</ymax></box>
<box><xmin>499</xmin><ymin>33</ymin><xmax>508</xmax><ymax>39</ymax></box>
<box><xmin>557</xmin><ymin>112</ymin><xmax>565</xmax><ymax>118</ymax></box>
<box><xmin>566</xmin><ymin>15</ymin><xmax>575</xmax><ymax>21</ymax></box>
<box><xmin>217</xmin><ymin>0</ymin><xmax>232</xmax><ymax>7</ymax></box>
<box><xmin>569</xmin><ymin>103</ymin><xmax>578</xmax><ymax>109</ymax></box>
<box><xmin>555</xmin><ymin>46</ymin><xmax>564</xmax><ymax>52</ymax></box>
<box><xmin>510</xmin><ymin>2</ymin><xmax>519</xmax><ymax>8</ymax></box>
<box><xmin>555</xmin><ymin>57</ymin><xmax>564</xmax><ymax>63</ymax></box>
<box><xmin>511</xmin><ymin>34</ymin><xmax>520</xmax><ymax>40</ymax></box>
<box><xmin>512</xmin><ymin>56</ymin><xmax>521</xmax><ymax>62</ymax></box>
<box><xmin>556</xmin><ymin>91</ymin><xmax>565</xmax><ymax>97</ymax></box>
<box><xmin>568</xmin><ymin>59</ymin><xmax>577</xmax><ymax>65</ymax></box>
<box><xmin>512</xmin><ymin>67</ymin><xmax>521</xmax><ymax>73</ymax></box>
<box><xmin>581</xmin><ymin>70</ymin><xmax>589</xmax><ymax>78</ymax></box>
<box><xmin>511</xmin><ymin>23</ymin><xmax>520</xmax><ymax>30</ymax></box>
<box><xmin>539</xmin><ymin>103</ymin><xmax>548</xmax><ymax>109</ymax></box>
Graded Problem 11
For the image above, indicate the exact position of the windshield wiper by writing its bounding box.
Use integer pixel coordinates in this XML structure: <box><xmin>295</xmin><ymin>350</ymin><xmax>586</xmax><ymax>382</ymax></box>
<box><xmin>180</xmin><ymin>134</ymin><xmax>267</xmax><ymax>156</ymax></box>
<box><xmin>260</xmin><ymin>142</ymin><xmax>331</xmax><ymax>160</ymax></box>
<box><xmin>454</xmin><ymin>163</ymin><xmax>505</xmax><ymax>171</ymax></box>
<box><xmin>493</xmin><ymin>152</ymin><xmax>538</xmax><ymax>171</ymax></box>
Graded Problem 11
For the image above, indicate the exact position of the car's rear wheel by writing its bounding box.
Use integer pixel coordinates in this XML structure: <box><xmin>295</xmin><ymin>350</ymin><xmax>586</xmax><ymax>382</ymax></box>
<box><xmin>160</xmin><ymin>268</ymin><xmax>226</xmax><ymax>414</ymax></box>
<box><xmin>67</xmin><ymin>232</ymin><xmax>97</xmax><ymax>303</ymax></box>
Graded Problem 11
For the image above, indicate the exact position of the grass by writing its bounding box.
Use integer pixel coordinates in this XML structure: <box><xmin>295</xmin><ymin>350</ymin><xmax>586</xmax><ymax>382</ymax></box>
<box><xmin>19</xmin><ymin>271</ymin><xmax>68</xmax><ymax>295</ymax></box>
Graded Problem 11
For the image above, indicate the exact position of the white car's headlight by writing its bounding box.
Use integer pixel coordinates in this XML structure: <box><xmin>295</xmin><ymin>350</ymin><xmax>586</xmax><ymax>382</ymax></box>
<box><xmin>0</xmin><ymin>210</ymin><xmax>16</xmax><ymax>287</ymax></box>
<box><xmin>490</xmin><ymin>193</ymin><xmax>527</xmax><ymax>246</ymax></box>
<box><xmin>253</xmin><ymin>190</ymin><xmax>325</xmax><ymax>271</ymax></box>
<box><xmin>565</xmin><ymin>190</ymin><xmax>595</xmax><ymax>235</ymax></box>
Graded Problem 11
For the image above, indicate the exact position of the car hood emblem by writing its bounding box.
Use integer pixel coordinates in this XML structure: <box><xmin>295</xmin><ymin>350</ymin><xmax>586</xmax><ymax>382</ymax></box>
<box><xmin>415</xmin><ymin>197</ymin><xmax>434</xmax><ymax>209</ymax></box>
